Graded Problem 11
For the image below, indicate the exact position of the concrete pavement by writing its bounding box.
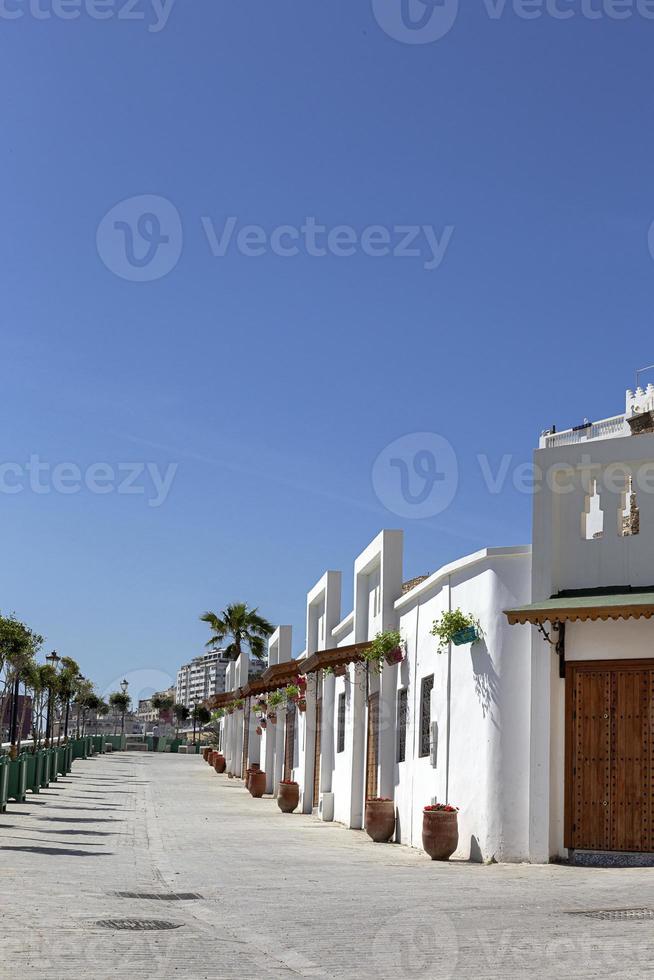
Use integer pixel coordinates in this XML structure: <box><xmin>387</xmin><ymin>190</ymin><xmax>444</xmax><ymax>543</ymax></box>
<box><xmin>1</xmin><ymin>752</ymin><xmax>654</xmax><ymax>978</ymax></box>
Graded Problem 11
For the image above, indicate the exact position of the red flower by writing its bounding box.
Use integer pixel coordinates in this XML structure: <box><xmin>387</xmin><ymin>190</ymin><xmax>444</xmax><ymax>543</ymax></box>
<box><xmin>424</xmin><ymin>803</ymin><xmax>458</xmax><ymax>813</ymax></box>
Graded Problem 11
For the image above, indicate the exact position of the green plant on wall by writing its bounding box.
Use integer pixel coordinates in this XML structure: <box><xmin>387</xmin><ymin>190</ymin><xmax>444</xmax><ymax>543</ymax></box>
<box><xmin>362</xmin><ymin>629</ymin><xmax>404</xmax><ymax>673</ymax></box>
<box><xmin>430</xmin><ymin>609</ymin><xmax>482</xmax><ymax>653</ymax></box>
<box><xmin>268</xmin><ymin>689</ymin><xmax>285</xmax><ymax>709</ymax></box>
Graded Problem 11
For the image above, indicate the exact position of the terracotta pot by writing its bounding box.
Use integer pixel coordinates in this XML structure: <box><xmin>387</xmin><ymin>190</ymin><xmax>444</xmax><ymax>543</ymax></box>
<box><xmin>365</xmin><ymin>799</ymin><xmax>396</xmax><ymax>843</ymax></box>
<box><xmin>213</xmin><ymin>753</ymin><xmax>226</xmax><ymax>774</ymax></box>
<box><xmin>297</xmin><ymin>698</ymin><xmax>307</xmax><ymax>713</ymax></box>
<box><xmin>267</xmin><ymin>712</ymin><xmax>277</xmax><ymax>724</ymax></box>
<box><xmin>249</xmin><ymin>769</ymin><xmax>266</xmax><ymax>798</ymax></box>
<box><xmin>334</xmin><ymin>665</ymin><xmax>347</xmax><ymax>677</ymax></box>
<box><xmin>277</xmin><ymin>782</ymin><xmax>300</xmax><ymax>813</ymax></box>
<box><xmin>422</xmin><ymin>810</ymin><xmax>458</xmax><ymax>861</ymax></box>
<box><xmin>245</xmin><ymin>764</ymin><xmax>261</xmax><ymax>791</ymax></box>
<box><xmin>203</xmin><ymin>748</ymin><xmax>210</xmax><ymax>762</ymax></box>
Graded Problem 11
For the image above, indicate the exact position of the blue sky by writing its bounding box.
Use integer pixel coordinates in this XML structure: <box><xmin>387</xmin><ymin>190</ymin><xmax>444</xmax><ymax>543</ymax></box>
<box><xmin>2</xmin><ymin>1</ymin><xmax>653</xmax><ymax>697</ymax></box>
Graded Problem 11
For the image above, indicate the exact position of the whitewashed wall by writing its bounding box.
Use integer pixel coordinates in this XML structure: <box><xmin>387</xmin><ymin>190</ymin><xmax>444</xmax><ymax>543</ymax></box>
<box><xmin>531</xmin><ymin>425</ymin><xmax>654</xmax><ymax>861</ymax></box>
<box><xmin>393</xmin><ymin>547</ymin><xmax>532</xmax><ymax>862</ymax></box>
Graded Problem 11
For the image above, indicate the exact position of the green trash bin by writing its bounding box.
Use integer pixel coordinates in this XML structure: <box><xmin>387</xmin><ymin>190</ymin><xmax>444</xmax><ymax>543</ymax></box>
<box><xmin>24</xmin><ymin>752</ymin><xmax>38</xmax><ymax>794</ymax></box>
<box><xmin>0</xmin><ymin>756</ymin><xmax>9</xmax><ymax>812</ymax></box>
<box><xmin>8</xmin><ymin>756</ymin><xmax>27</xmax><ymax>803</ymax></box>
<box><xmin>49</xmin><ymin>748</ymin><xmax>58</xmax><ymax>783</ymax></box>
<box><xmin>39</xmin><ymin>749</ymin><xmax>50</xmax><ymax>788</ymax></box>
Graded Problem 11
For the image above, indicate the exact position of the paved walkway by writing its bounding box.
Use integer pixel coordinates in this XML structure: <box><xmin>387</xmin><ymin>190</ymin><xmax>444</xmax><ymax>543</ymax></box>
<box><xmin>1</xmin><ymin>753</ymin><xmax>654</xmax><ymax>978</ymax></box>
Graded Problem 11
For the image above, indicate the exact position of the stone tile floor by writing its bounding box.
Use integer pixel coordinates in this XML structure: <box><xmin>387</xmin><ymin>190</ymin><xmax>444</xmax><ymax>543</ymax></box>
<box><xmin>1</xmin><ymin>752</ymin><xmax>653</xmax><ymax>978</ymax></box>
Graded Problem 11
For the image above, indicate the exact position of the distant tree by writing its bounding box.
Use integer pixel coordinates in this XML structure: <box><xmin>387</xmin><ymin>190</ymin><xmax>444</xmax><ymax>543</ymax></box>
<box><xmin>0</xmin><ymin>615</ymin><xmax>44</xmax><ymax>757</ymax></box>
<box><xmin>172</xmin><ymin>702</ymin><xmax>190</xmax><ymax>738</ymax></box>
<box><xmin>109</xmin><ymin>691</ymin><xmax>131</xmax><ymax>735</ymax></box>
<box><xmin>151</xmin><ymin>692</ymin><xmax>174</xmax><ymax>723</ymax></box>
<box><xmin>199</xmin><ymin>603</ymin><xmax>274</xmax><ymax>662</ymax></box>
<box><xmin>191</xmin><ymin>703</ymin><xmax>211</xmax><ymax>744</ymax></box>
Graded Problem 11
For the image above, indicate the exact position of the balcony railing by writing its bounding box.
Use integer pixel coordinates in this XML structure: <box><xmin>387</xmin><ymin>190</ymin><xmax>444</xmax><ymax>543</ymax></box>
<box><xmin>540</xmin><ymin>414</ymin><xmax>628</xmax><ymax>449</ymax></box>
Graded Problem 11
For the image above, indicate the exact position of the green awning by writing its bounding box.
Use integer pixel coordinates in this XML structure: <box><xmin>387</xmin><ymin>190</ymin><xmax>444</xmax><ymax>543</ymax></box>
<box><xmin>505</xmin><ymin>592</ymin><xmax>654</xmax><ymax>626</ymax></box>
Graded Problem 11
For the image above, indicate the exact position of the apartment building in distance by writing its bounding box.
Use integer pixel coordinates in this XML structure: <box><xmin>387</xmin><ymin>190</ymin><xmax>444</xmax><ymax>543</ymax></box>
<box><xmin>176</xmin><ymin>651</ymin><xmax>230</xmax><ymax>708</ymax></box>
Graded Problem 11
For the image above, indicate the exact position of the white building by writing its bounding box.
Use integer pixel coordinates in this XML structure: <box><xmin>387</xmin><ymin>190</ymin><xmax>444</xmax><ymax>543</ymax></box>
<box><xmin>217</xmin><ymin>386</ymin><xmax>654</xmax><ymax>865</ymax></box>
<box><xmin>176</xmin><ymin>651</ymin><xmax>230</xmax><ymax>708</ymax></box>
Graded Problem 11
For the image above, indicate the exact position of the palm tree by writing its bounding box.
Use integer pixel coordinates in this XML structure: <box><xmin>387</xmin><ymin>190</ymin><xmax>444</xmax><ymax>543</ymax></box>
<box><xmin>95</xmin><ymin>700</ymin><xmax>110</xmax><ymax>734</ymax></box>
<box><xmin>57</xmin><ymin>657</ymin><xmax>80</xmax><ymax>743</ymax></box>
<box><xmin>172</xmin><ymin>703</ymin><xmax>190</xmax><ymax>738</ymax></box>
<box><xmin>151</xmin><ymin>692</ymin><xmax>174</xmax><ymax>726</ymax></box>
<box><xmin>199</xmin><ymin>603</ymin><xmax>274</xmax><ymax>662</ymax></box>
<box><xmin>191</xmin><ymin>703</ymin><xmax>211</xmax><ymax>744</ymax></box>
<box><xmin>0</xmin><ymin>615</ymin><xmax>44</xmax><ymax>757</ymax></box>
<box><xmin>109</xmin><ymin>691</ymin><xmax>131</xmax><ymax>735</ymax></box>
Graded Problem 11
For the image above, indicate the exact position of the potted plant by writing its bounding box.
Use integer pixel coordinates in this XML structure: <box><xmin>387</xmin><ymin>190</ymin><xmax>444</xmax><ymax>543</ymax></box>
<box><xmin>259</xmin><ymin>718</ymin><xmax>267</xmax><ymax>730</ymax></box>
<box><xmin>365</xmin><ymin>797</ymin><xmax>396</xmax><ymax>843</ymax></box>
<box><xmin>431</xmin><ymin>610</ymin><xmax>482</xmax><ymax>652</ymax></box>
<box><xmin>267</xmin><ymin>711</ymin><xmax>277</xmax><ymax>724</ymax></box>
<box><xmin>285</xmin><ymin>684</ymin><xmax>300</xmax><ymax>703</ymax></box>
<box><xmin>234</xmin><ymin>698</ymin><xmax>245</xmax><ymax>710</ymax></box>
<box><xmin>255</xmin><ymin>725</ymin><xmax>263</xmax><ymax>736</ymax></box>
<box><xmin>249</xmin><ymin>769</ymin><xmax>266</xmax><ymax>798</ymax></box>
<box><xmin>295</xmin><ymin>675</ymin><xmax>307</xmax><ymax>691</ymax></box>
<box><xmin>213</xmin><ymin>751</ymin><xmax>226</xmax><ymax>774</ymax></box>
<box><xmin>334</xmin><ymin>664</ymin><xmax>347</xmax><ymax>677</ymax></box>
<box><xmin>422</xmin><ymin>803</ymin><xmax>459</xmax><ymax>860</ymax></box>
<box><xmin>277</xmin><ymin>780</ymin><xmax>300</xmax><ymax>813</ymax></box>
<box><xmin>323</xmin><ymin>666</ymin><xmax>334</xmax><ymax>677</ymax></box>
<box><xmin>363</xmin><ymin>630</ymin><xmax>405</xmax><ymax>673</ymax></box>
<box><xmin>297</xmin><ymin>697</ymin><xmax>307</xmax><ymax>713</ymax></box>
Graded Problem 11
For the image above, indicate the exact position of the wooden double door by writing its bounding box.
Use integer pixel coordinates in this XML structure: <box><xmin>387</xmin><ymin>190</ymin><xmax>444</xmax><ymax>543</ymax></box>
<box><xmin>567</xmin><ymin>661</ymin><xmax>654</xmax><ymax>852</ymax></box>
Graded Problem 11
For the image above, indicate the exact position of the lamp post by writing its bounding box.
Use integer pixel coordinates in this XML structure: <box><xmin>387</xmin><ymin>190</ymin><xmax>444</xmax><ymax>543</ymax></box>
<box><xmin>192</xmin><ymin>700</ymin><xmax>197</xmax><ymax>746</ymax></box>
<box><xmin>120</xmin><ymin>679</ymin><xmax>129</xmax><ymax>735</ymax></box>
<box><xmin>44</xmin><ymin>651</ymin><xmax>61</xmax><ymax>747</ymax></box>
<box><xmin>75</xmin><ymin>674</ymin><xmax>85</xmax><ymax>738</ymax></box>
<box><xmin>8</xmin><ymin>672</ymin><xmax>21</xmax><ymax>759</ymax></box>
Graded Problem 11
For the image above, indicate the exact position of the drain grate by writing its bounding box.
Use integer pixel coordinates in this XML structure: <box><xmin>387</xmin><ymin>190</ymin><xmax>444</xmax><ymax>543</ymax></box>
<box><xmin>114</xmin><ymin>891</ymin><xmax>202</xmax><ymax>901</ymax></box>
<box><xmin>568</xmin><ymin>908</ymin><xmax>654</xmax><ymax>921</ymax></box>
<box><xmin>95</xmin><ymin>918</ymin><xmax>182</xmax><ymax>931</ymax></box>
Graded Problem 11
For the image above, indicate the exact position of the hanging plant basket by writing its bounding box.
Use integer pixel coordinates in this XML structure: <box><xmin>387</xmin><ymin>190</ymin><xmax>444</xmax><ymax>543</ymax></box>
<box><xmin>297</xmin><ymin>697</ymin><xmax>307</xmax><ymax>713</ymax></box>
<box><xmin>255</xmin><ymin>725</ymin><xmax>263</xmax><ymax>736</ymax></box>
<box><xmin>384</xmin><ymin>646</ymin><xmax>405</xmax><ymax>666</ymax></box>
<box><xmin>334</xmin><ymin>664</ymin><xmax>347</xmax><ymax>678</ymax></box>
<box><xmin>431</xmin><ymin>610</ymin><xmax>483</xmax><ymax>653</ymax></box>
<box><xmin>451</xmin><ymin>626</ymin><xmax>480</xmax><ymax>647</ymax></box>
<box><xmin>363</xmin><ymin>630</ymin><xmax>405</xmax><ymax>673</ymax></box>
<box><xmin>259</xmin><ymin>719</ymin><xmax>267</xmax><ymax>730</ymax></box>
<box><xmin>267</xmin><ymin>711</ymin><xmax>277</xmax><ymax>724</ymax></box>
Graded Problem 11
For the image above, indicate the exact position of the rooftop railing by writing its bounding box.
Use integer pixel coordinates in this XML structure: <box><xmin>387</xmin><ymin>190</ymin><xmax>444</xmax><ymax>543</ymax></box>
<box><xmin>540</xmin><ymin>414</ymin><xmax>628</xmax><ymax>449</ymax></box>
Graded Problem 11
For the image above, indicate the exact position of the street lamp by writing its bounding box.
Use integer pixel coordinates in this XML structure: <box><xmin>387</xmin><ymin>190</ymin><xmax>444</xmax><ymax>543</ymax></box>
<box><xmin>75</xmin><ymin>674</ymin><xmax>85</xmax><ymax>738</ymax></box>
<box><xmin>45</xmin><ymin>651</ymin><xmax>61</xmax><ymax>747</ymax></box>
<box><xmin>120</xmin><ymin>679</ymin><xmax>129</xmax><ymax>734</ymax></box>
